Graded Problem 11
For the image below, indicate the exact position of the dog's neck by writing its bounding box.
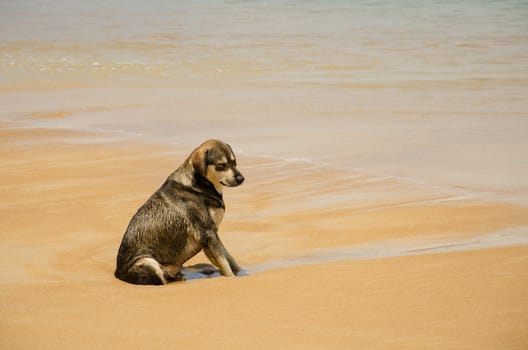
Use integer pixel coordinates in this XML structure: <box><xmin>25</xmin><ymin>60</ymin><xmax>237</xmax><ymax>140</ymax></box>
<box><xmin>169</xmin><ymin>163</ymin><xmax>224</xmax><ymax>206</ymax></box>
<box><xmin>195</xmin><ymin>176</ymin><xmax>223</xmax><ymax>201</ymax></box>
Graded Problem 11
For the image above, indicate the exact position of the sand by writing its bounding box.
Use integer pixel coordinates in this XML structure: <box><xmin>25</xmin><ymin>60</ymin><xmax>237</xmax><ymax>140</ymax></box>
<box><xmin>2</xmin><ymin>1</ymin><xmax>528</xmax><ymax>348</ymax></box>
<box><xmin>1</xmin><ymin>125</ymin><xmax>527</xmax><ymax>349</ymax></box>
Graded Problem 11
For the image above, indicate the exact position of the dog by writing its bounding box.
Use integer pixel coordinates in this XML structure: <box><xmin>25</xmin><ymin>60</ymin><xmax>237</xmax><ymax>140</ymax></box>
<box><xmin>115</xmin><ymin>139</ymin><xmax>244</xmax><ymax>285</ymax></box>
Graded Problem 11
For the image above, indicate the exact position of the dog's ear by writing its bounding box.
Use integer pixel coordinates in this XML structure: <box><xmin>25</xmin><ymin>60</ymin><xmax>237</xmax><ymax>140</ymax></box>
<box><xmin>191</xmin><ymin>148</ymin><xmax>208</xmax><ymax>177</ymax></box>
<box><xmin>225</xmin><ymin>143</ymin><xmax>236</xmax><ymax>160</ymax></box>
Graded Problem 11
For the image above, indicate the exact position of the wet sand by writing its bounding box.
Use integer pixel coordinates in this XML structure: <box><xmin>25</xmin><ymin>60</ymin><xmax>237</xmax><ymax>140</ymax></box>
<box><xmin>1</xmin><ymin>125</ymin><xmax>527</xmax><ymax>349</ymax></box>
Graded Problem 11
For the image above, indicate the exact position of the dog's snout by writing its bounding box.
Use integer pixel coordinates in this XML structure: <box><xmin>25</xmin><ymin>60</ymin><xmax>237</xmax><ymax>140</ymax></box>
<box><xmin>236</xmin><ymin>174</ymin><xmax>245</xmax><ymax>184</ymax></box>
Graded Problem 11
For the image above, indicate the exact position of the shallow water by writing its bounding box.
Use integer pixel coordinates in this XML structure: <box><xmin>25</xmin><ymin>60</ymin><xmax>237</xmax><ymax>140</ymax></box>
<box><xmin>246</xmin><ymin>225</ymin><xmax>528</xmax><ymax>274</ymax></box>
<box><xmin>1</xmin><ymin>1</ymin><xmax>527</xmax><ymax>202</ymax></box>
<box><xmin>182</xmin><ymin>225</ymin><xmax>528</xmax><ymax>280</ymax></box>
<box><xmin>2</xmin><ymin>0</ymin><xmax>527</xmax><ymax>205</ymax></box>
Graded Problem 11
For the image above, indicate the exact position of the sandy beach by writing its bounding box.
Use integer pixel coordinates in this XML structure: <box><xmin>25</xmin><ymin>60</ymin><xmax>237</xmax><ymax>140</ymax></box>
<box><xmin>1</xmin><ymin>126</ymin><xmax>527</xmax><ymax>349</ymax></box>
<box><xmin>2</xmin><ymin>1</ymin><xmax>528</xmax><ymax>349</ymax></box>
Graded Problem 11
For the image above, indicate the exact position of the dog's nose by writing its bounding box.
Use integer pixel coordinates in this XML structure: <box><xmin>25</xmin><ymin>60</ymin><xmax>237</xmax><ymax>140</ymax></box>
<box><xmin>236</xmin><ymin>174</ymin><xmax>245</xmax><ymax>184</ymax></box>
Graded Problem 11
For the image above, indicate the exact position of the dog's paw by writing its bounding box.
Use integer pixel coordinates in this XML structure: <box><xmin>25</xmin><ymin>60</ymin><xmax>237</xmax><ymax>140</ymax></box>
<box><xmin>184</xmin><ymin>263</ymin><xmax>219</xmax><ymax>276</ymax></box>
<box><xmin>165</xmin><ymin>271</ymin><xmax>186</xmax><ymax>282</ymax></box>
<box><xmin>200</xmin><ymin>267</ymin><xmax>217</xmax><ymax>276</ymax></box>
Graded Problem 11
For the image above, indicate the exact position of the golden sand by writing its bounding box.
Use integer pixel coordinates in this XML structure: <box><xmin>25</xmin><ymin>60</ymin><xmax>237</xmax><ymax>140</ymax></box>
<box><xmin>1</xmin><ymin>126</ymin><xmax>527</xmax><ymax>349</ymax></box>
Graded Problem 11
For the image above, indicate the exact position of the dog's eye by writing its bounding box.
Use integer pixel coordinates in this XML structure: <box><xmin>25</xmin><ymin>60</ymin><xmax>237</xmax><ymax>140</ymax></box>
<box><xmin>215</xmin><ymin>163</ymin><xmax>227</xmax><ymax>171</ymax></box>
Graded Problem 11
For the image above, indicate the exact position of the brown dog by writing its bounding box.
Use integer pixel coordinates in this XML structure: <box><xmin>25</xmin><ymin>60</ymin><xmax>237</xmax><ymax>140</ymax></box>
<box><xmin>115</xmin><ymin>140</ymin><xmax>244</xmax><ymax>285</ymax></box>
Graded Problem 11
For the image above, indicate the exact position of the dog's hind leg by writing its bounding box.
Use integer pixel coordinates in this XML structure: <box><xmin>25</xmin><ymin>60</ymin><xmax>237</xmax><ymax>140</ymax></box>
<box><xmin>127</xmin><ymin>257</ymin><xmax>168</xmax><ymax>285</ymax></box>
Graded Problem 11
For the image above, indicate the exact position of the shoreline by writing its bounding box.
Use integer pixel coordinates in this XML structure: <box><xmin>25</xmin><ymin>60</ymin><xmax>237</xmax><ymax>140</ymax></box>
<box><xmin>3</xmin><ymin>83</ymin><xmax>527</xmax><ymax>208</ymax></box>
<box><xmin>2</xmin><ymin>122</ymin><xmax>528</xmax><ymax>274</ymax></box>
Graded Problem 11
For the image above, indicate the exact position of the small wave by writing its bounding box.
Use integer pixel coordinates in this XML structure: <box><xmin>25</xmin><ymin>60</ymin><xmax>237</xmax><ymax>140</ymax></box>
<box><xmin>246</xmin><ymin>226</ymin><xmax>528</xmax><ymax>274</ymax></box>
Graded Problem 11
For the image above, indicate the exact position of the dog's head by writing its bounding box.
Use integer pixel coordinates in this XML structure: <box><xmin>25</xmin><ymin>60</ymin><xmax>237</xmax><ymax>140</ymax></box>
<box><xmin>190</xmin><ymin>140</ymin><xmax>244</xmax><ymax>193</ymax></box>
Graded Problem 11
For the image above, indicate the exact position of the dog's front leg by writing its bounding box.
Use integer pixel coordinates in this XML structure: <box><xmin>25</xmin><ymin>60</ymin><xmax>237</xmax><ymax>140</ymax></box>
<box><xmin>202</xmin><ymin>231</ymin><xmax>237</xmax><ymax>277</ymax></box>
<box><xmin>223</xmin><ymin>248</ymin><xmax>241</xmax><ymax>275</ymax></box>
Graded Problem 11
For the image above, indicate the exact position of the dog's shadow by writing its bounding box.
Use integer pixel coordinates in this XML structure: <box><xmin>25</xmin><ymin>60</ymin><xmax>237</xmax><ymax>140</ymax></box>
<box><xmin>181</xmin><ymin>263</ymin><xmax>249</xmax><ymax>281</ymax></box>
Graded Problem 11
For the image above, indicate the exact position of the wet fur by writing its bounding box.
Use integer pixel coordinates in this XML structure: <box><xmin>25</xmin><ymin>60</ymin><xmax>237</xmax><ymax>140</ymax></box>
<box><xmin>114</xmin><ymin>140</ymin><xmax>244</xmax><ymax>285</ymax></box>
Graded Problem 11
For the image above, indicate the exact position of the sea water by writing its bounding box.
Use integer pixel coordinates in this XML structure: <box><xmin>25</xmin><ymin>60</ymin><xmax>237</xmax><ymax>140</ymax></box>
<box><xmin>1</xmin><ymin>0</ymin><xmax>528</xmax><ymax>204</ymax></box>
